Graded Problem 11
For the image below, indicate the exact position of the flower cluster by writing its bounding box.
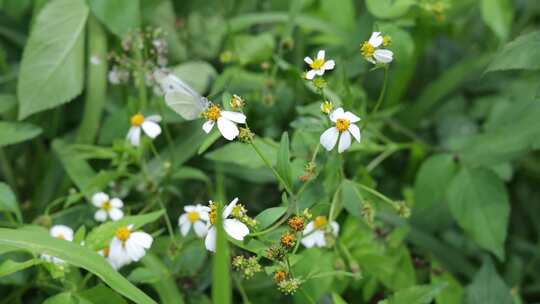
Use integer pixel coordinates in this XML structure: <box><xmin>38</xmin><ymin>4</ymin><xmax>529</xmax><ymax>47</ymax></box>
<box><xmin>360</xmin><ymin>32</ymin><xmax>394</xmax><ymax>65</ymax></box>
<box><xmin>91</xmin><ymin>192</ymin><xmax>124</xmax><ymax>222</ymax></box>
<box><xmin>232</xmin><ymin>255</ymin><xmax>262</xmax><ymax>279</ymax></box>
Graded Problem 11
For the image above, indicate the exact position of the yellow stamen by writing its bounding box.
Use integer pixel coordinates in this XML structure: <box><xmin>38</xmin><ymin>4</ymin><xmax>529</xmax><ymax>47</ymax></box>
<box><xmin>335</xmin><ymin>118</ymin><xmax>350</xmax><ymax>132</ymax></box>
<box><xmin>102</xmin><ymin>201</ymin><xmax>111</xmax><ymax>211</ymax></box>
<box><xmin>360</xmin><ymin>41</ymin><xmax>375</xmax><ymax>58</ymax></box>
<box><xmin>310</xmin><ymin>58</ymin><xmax>325</xmax><ymax>70</ymax></box>
<box><xmin>320</xmin><ymin>101</ymin><xmax>333</xmax><ymax>114</ymax></box>
<box><xmin>383</xmin><ymin>35</ymin><xmax>392</xmax><ymax>47</ymax></box>
<box><xmin>130</xmin><ymin>113</ymin><xmax>145</xmax><ymax>127</ymax></box>
<box><xmin>203</xmin><ymin>105</ymin><xmax>221</xmax><ymax>121</ymax></box>
<box><xmin>187</xmin><ymin>211</ymin><xmax>200</xmax><ymax>223</ymax></box>
<box><xmin>209</xmin><ymin>202</ymin><xmax>218</xmax><ymax>225</ymax></box>
<box><xmin>313</xmin><ymin>216</ymin><xmax>327</xmax><ymax>229</ymax></box>
<box><xmin>102</xmin><ymin>247</ymin><xmax>110</xmax><ymax>257</ymax></box>
<box><xmin>56</xmin><ymin>234</ymin><xmax>65</xmax><ymax>240</ymax></box>
<box><xmin>115</xmin><ymin>226</ymin><xmax>131</xmax><ymax>242</ymax></box>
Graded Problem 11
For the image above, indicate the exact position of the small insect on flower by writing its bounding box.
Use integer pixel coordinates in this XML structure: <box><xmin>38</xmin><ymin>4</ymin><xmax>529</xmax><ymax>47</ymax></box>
<box><xmin>126</xmin><ymin>113</ymin><xmax>162</xmax><ymax>146</ymax></box>
<box><xmin>360</xmin><ymin>32</ymin><xmax>394</xmax><ymax>65</ymax></box>
<box><xmin>178</xmin><ymin>204</ymin><xmax>211</xmax><ymax>238</ymax></box>
<box><xmin>91</xmin><ymin>192</ymin><xmax>124</xmax><ymax>222</ymax></box>
<box><xmin>108</xmin><ymin>225</ymin><xmax>153</xmax><ymax>268</ymax></box>
<box><xmin>301</xmin><ymin>216</ymin><xmax>339</xmax><ymax>248</ymax></box>
<box><xmin>304</xmin><ymin>50</ymin><xmax>335</xmax><ymax>80</ymax></box>
<box><xmin>320</xmin><ymin>107</ymin><xmax>361</xmax><ymax>153</ymax></box>
<box><xmin>41</xmin><ymin>225</ymin><xmax>74</xmax><ymax>265</ymax></box>
<box><xmin>202</xmin><ymin>105</ymin><xmax>247</xmax><ymax>141</ymax></box>
<box><xmin>204</xmin><ymin>198</ymin><xmax>250</xmax><ymax>252</ymax></box>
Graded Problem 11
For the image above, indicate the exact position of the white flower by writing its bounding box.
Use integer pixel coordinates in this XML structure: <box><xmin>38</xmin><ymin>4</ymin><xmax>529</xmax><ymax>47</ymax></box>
<box><xmin>320</xmin><ymin>107</ymin><xmax>361</xmax><ymax>153</ymax></box>
<box><xmin>91</xmin><ymin>192</ymin><xmax>124</xmax><ymax>222</ymax></box>
<box><xmin>41</xmin><ymin>225</ymin><xmax>74</xmax><ymax>264</ymax></box>
<box><xmin>301</xmin><ymin>216</ymin><xmax>339</xmax><ymax>248</ymax></box>
<box><xmin>361</xmin><ymin>32</ymin><xmax>394</xmax><ymax>65</ymax></box>
<box><xmin>304</xmin><ymin>50</ymin><xmax>335</xmax><ymax>80</ymax></box>
<box><xmin>202</xmin><ymin>105</ymin><xmax>246</xmax><ymax>141</ymax></box>
<box><xmin>98</xmin><ymin>247</ymin><xmax>131</xmax><ymax>270</ymax></box>
<box><xmin>108</xmin><ymin>225</ymin><xmax>153</xmax><ymax>268</ymax></box>
<box><xmin>126</xmin><ymin>113</ymin><xmax>162</xmax><ymax>146</ymax></box>
<box><xmin>179</xmin><ymin>204</ymin><xmax>210</xmax><ymax>238</ymax></box>
<box><xmin>204</xmin><ymin>198</ymin><xmax>250</xmax><ymax>252</ymax></box>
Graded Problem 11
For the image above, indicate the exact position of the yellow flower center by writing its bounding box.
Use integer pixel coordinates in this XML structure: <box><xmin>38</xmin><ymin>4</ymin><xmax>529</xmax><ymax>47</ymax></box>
<box><xmin>313</xmin><ymin>216</ymin><xmax>327</xmax><ymax>229</ymax></box>
<box><xmin>335</xmin><ymin>118</ymin><xmax>350</xmax><ymax>132</ymax></box>
<box><xmin>56</xmin><ymin>234</ymin><xmax>65</xmax><ymax>240</ymax></box>
<box><xmin>102</xmin><ymin>201</ymin><xmax>111</xmax><ymax>211</ymax></box>
<box><xmin>310</xmin><ymin>58</ymin><xmax>325</xmax><ymax>70</ymax></box>
<box><xmin>383</xmin><ymin>35</ymin><xmax>391</xmax><ymax>47</ymax></box>
<box><xmin>130</xmin><ymin>113</ymin><xmax>145</xmax><ymax>126</ymax></box>
<box><xmin>203</xmin><ymin>105</ymin><xmax>221</xmax><ymax>121</ymax></box>
<box><xmin>187</xmin><ymin>211</ymin><xmax>200</xmax><ymax>223</ymax></box>
<box><xmin>115</xmin><ymin>226</ymin><xmax>131</xmax><ymax>242</ymax></box>
<box><xmin>360</xmin><ymin>41</ymin><xmax>375</xmax><ymax>58</ymax></box>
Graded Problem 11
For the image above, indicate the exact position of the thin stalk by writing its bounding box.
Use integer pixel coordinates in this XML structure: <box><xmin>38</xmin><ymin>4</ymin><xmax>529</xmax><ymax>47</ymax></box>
<box><xmin>356</xmin><ymin>183</ymin><xmax>395</xmax><ymax>207</ymax></box>
<box><xmin>361</xmin><ymin>66</ymin><xmax>389</xmax><ymax>131</ymax></box>
<box><xmin>233</xmin><ymin>275</ymin><xmax>251</xmax><ymax>304</ymax></box>
<box><xmin>249</xmin><ymin>140</ymin><xmax>294</xmax><ymax>196</ymax></box>
<box><xmin>157</xmin><ymin>197</ymin><xmax>176</xmax><ymax>245</ymax></box>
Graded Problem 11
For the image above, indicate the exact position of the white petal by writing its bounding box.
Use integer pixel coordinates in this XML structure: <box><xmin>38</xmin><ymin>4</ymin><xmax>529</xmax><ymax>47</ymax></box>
<box><xmin>369</xmin><ymin>32</ymin><xmax>383</xmax><ymax>47</ymax></box>
<box><xmin>224</xmin><ymin>219</ymin><xmax>250</xmax><ymax>241</ymax></box>
<box><xmin>184</xmin><ymin>205</ymin><xmax>196</xmax><ymax>212</ymax></box>
<box><xmin>344</xmin><ymin>111</ymin><xmax>361</xmax><ymax>123</ymax></box>
<box><xmin>304</xmin><ymin>56</ymin><xmax>313</xmax><ymax>64</ymax></box>
<box><xmin>130</xmin><ymin>232</ymin><xmax>153</xmax><ymax>248</ymax></box>
<box><xmin>330</xmin><ymin>221</ymin><xmax>340</xmax><ymax>236</ymax></box>
<box><xmin>179</xmin><ymin>213</ymin><xmax>188</xmax><ymax>226</ymax></box>
<box><xmin>223</xmin><ymin>198</ymin><xmax>239</xmax><ymax>218</ymax></box>
<box><xmin>338</xmin><ymin>131</ymin><xmax>352</xmax><ymax>153</ymax></box>
<box><xmin>220</xmin><ymin>111</ymin><xmax>246</xmax><ymax>124</ymax></box>
<box><xmin>193</xmin><ymin>221</ymin><xmax>208</xmax><ymax>238</ymax></box>
<box><xmin>217</xmin><ymin>117</ymin><xmax>239</xmax><ymax>140</ymax></box>
<box><xmin>301</xmin><ymin>233</ymin><xmax>317</xmax><ymax>248</ymax></box>
<box><xmin>91</xmin><ymin>192</ymin><xmax>109</xmax><ymax>207</ymax></box>
<box><xmin>317</xmin><ymin>50</ymin><xmax>325</xmax><ymax>60</ymax></box>
<box><xmin>306</xmin><ymin>70</ymin><xmax>317</xmax><ymax>80</ymax></box>
<box><xmin>320</xmin><ymin>127</ymin><xmax>339</xmax><ymax>151</ymax></box>
<box><xmin>315</xmin><ymin>69</ymin><xmax>325</xmax><ymax>76</ymax></box>
<box><xmin>94</xmin><ymin>210</ymin><xmax>108</xmax><ymax>222</ymax></box>
<box><xmin>329</xmin><ymin>107</ymin><xmax>345</xmax><ymax>122</ymax></box>
<box><xmin>125</xmin><ymin>239</ymin><xmax>145</xmax><ymax>261</ymax></box>
<box><xmin>146</xmin><ymin>115</ymin><xmax>162</xmax><ymax>123</ymax></box>
<box><xmin>110</xmin><ymin>198</ymin><xmax>123</xmax><ymax>208</ymax></box>
<box><xmin>50</xmin><ymin>225</ymin><xmax>74</xmax><ymax>241</ymax></box>
<box><xmin>141</xmin><ymin>121</ymin><xmax>161</xmax><ymax>139</ymax></box>
<box><xmin>108</xmin><ymin>208</ymin><xmax>124</xmax><ymax>221</ymax></box>
<box><xmin>180</xmin><ymin>222</ymin><xmax>191</xmax><ymax>236</ymax></box>
<box><xmin>313</xmin><ymin>232</ymin><xmax>327</xmax><ymax>247</ymax></box>
<box><xmin>348</xmin><ymin>124</ymin><xmax>361</xmax><ymax>142</ymax></box>
<box><xmin>374</xmin><ymin>49</ymin><xmax>393</xmax><ymax>64</ymax></box>
<box><xmin>205</xmin><ymin>227</ymin><xmax>217</xmax><ymax>252</ymax></box>
<box><xmin>323</xmin><ymin>60</ymin><xmax>335</xmax><ymax>70</ymax></box>
<box><xmin>303</xmin><ymin>222</ymin><xmax>315</xmax><ymax>235</ymax></box>
<box><xmin>202</xmin><ymin>120</ymin><xmax>215</xmax><ymax>134</ymax></box>
<box><xmin>127</xmin><ymin>127</ymin><xmax>141</xmax><ymax>146</ymax></box>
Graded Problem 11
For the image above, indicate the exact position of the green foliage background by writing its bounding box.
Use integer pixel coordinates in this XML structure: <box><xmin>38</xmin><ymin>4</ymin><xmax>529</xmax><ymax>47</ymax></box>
<box><xmin>0</xmin><ymin>0</ymin><xmax>540</xmax><ymax>303</ymax></box>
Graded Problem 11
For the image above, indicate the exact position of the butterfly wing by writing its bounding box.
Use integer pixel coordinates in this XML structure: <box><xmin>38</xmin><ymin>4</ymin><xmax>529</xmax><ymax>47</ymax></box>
<box><xmin>154</xmin><ymin>71</ymin><xmax>207</xmax><ymax>120</ymax></box>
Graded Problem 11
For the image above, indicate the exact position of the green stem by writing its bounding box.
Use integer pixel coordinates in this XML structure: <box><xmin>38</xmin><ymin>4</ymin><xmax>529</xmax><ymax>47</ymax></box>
<box><xmin>356</xmin><ymin>183</ymin><xmax>395</xmax><ymax>207</ymax></box>
<box><xmin>0</xmin><ymin>148</ymin><xmax>17</xmax><ymax>194</ymax></box>
<box><xmin>249</xmin><ymin>140</ymin><xmax>294</xmax><ymax>196</ymax></box>
<box><xmin>361</xmin><ymin>66</ymin><xmax>389</xmax><ymax>131</ymax></box>
<box><xmin>233</xmin><ymin>275</ymin><xmax>251</xmax><ymax>304</ymax></box>
<box><xmin>306</xmin><ymin>270</ymin><xmax>357</xmax><ymax>280</ymax></box>
<box><xmin>157</xmin><ymin>197</ymin><xmax>176</xmax><ymax>245</ymax></box>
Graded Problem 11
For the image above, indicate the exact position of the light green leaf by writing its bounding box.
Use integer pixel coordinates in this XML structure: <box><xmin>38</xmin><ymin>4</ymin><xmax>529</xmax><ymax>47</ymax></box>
<box><xmin>0</xmin><ymin>121</ymin><xmax>42</xmax><ymax>147</ymax></box>
<box><xmin>128</xmin><ymin>267</ymin><xmax>161</xmax><ymax>284</ymax></box>
<box><xmin>0</xmin><ymin>182</ymin><xmax>21</xmax><ymax>221</ymax></box>
<box><xmin>197</xmin><ymin>130</ymin><xmax>221</xmax><ymax>155</ymax></box>
<box><xmin>0</xmin><ymin>94</ymin><xmax>16</xmax><ymax>114</ymax></box>
<box><xmin>386</xmin><ymin>283</ymin><xmax>447</xmax><ymax>304</ymax></box>
<box><xmin>173</xmin><ymin>61</ymin><xmax>217</xmax><ymax>94</ymax></box>
<box><xmin>205</xmin><ymin>138</ymin><xmax>278</xmax><ymax>169</ymax></box>
<box><xmin>320</xmin><ymin>0</ymin><xmax>355</xmax><ymax>31</ymax></box>
<box><xmin>141</xmin><ymin>254</ymin><xmax>184</xmax><ymax>304</ymax></box>
<box><xmin>0</xmin><ymin>258</ymin><xmax>41</xmax><ymax>278</ymax></box>
<box><xmin>88</xmin><ymin>0</ymin><xmax>140</xmax><ymax>37</ymax></box>
<box><xmin>233</xmin><ymin>33</ymin><xmax>275</xmax><ymax>65</ymax></box>
<box><xmin>486</xmin><ymin>31</ymin><xmax>540</xmax><ymax>72</ymax></box>
<box><xmin>465</xmin><ymin>258</ymin><xmax>512</xmax><ymax>304</ymax></box>
<box><xmin>171</xmin><ymin>166</ymin><xmax>210</xmax><ymax>184</ymax></box>
<box><xmin>366</xmin><ymin>0</ymin><xmax>415</xmax><ymax>19</ymax></box>
<box><xmin>43</xmin><ymin>292</ymin><xmax>87</xmax><ymax>304</ymax></box>
<box><xmin>277</xmin><ymin>132</ymin><xmax>293</xmax><ymax>191</ymax></box>
<box><xmin>481</xmin><ymin>0</ymin><xmax>513</xmax><ymax>41</ymax></box>
<box><xmin>340</xmin><ymin>180</ymin><xmax>363</xmax><ymax>218</ymax></box>
<box><xmin>0</xmin><ymin>228</ymin><xmax>156</xmax><ymax>304</ymax></box>
<box><xmin>332</xmin><ymin>293</ymin><xmax>348</xmax><ymax>304</ymax></box>
<box><xmin>17</xmin><ymin>0</ymin><xmax>88</xmax><ymax>119</ymax></box>
<box><xmin>254</xmin><ymin>206</ymin><xmax>287</xmax><ymax>230</ymax></box>
<box><xmin>446</xmin><ymin>167</ymin><xmax>509</xmax><ymax>260</ymax></box>
<box><xmin>79</xmin><ymin>284</ymin><xmax>128</xmax><ymax>304</ymax></box>
<box><xmin>52</xmin><ymin>139</ymin><xmax>96</xmax><ymax>195</ymax></box>
<box><xmin>431</xmin><ymin>261</ymin><xmax>464</xmax><ymax>304</ymax></box>
<box><xmin>85</xmin><ymin>210</ymin><xmax>164</xmax><ymax>250</ymax></box>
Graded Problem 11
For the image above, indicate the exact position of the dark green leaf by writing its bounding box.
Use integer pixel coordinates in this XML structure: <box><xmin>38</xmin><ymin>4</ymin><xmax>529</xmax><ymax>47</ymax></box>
<box><xmin>0</xmin><ymin>258</ymin><xmax>40</xmax><ymax>277</ymax></box>
<box><xmin>464</xmin><ymin>258</ymin><xmax>512</xmax><ymax>304</ymax></box>
<box><xmin>386</xmin><ymin>283</ymin><xmax>447</xmax><ymax>304</ymax></box>
<box><xmin>0</xmin><ymin>182</ymin><xmax>21</xmax><ymax>221</ymax></box>
<box><xmin>277</xmin><ymin>132</ymin><xmax>293</xmax><ymax>191</ymax></box>
<box><xmin>486</xmin><ymin>31</ymin><xmax>540</xmax><ymax>72</ymax></box>
<box><xmin>254</xmin><ymin>206</ymin><xmax>287</xmax><ymax>230</ymax></box>
<box><xmin>0</xmin><ymin>121</ymin><xmax>41</xmax><ymax>147</ymax></box>
<box><xmin>88</xmin><ymin>0</ymin><xmax>140</xmax><ymax>37</ymax></box>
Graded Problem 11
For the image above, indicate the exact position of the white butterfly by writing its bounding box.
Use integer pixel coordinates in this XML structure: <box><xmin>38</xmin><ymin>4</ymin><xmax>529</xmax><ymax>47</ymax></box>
<box><xmin>154</xmin><ymin>71</ymin><xmax>211</xmax><ymax>120</ymax></box>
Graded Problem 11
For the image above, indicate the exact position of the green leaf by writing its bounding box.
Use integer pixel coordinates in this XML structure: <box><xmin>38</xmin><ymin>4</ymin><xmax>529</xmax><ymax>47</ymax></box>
<box><xmin>79</xmin><ymin>283</ymin><xmax>128</xmax><ymax>304</ymax></box>
<box><xmin>128</xmin><ymin>267</ymin><xmax>161</xmax><ymax>284</ymax></box>
<box><xmin>17</xmin><ymin>0</ymin><xmax>88</xmax><ymax>119</ymax></box>
<box><xmin>481</xmin><ymin>0</ymin><xmax>513</xmax><ymax>41</ymax></box>
<box><xmin>0</xmin><ymin>94</ymin><xmax>16</xmax><ymax>114</ymax></box>
<box><xmin>0</xmin><ymin>228</ymin><xmax>156</xmax><ymax>304</ymax></box>
<box><xmin>320</xmin><ymin>0</ymin><xmax>355</xmax><ymax>31</ymax></box>
<box><xmin>331</xmin><ymin>293</ymin><xmax>348</xmax><ymax>304</ymax></box>
<box><xmin>254</xmin><ymin>206</ymin><xmax>287</xmax><ymax>230</ymax></box>
<box><xmin>486</xmin><ymin>31</ymin><xmax>540</xmax><ymax>72</ymax></box>
<box><xmin>340</xmin><ymin>180</ymin><xmax>363</xmax><ymax>218</ymax></box>
<box><xmin>212</xmin><ymin>202</ymin><xmax>231</xmax><ymax>304</ymax></box>
<box><xmin>0</xmin><ymin>182</ymin><xmax>21</xmax><ymax>221</ymax></box>
<box><xmin>141</xmin><ymin>254</ymin><xmax>185</xmax><ymax>304</ymax></box>
<box><xmin>446</xmin><ymin>167</ymin><xmax>509</xmax><ymax>260</ymax></box>
<box><xmin>366</xmin><ymin>0</ymin><xmax>415</xmax><ymax>19</ymax></box>
<box><xmin>52</xmin><ymin>139</ymin><xmax>97</xmax><ymax>195</ymax></box>
<box><xmin>0</xmin><ymin>121</ymin><xmax>42</xmax><ymax>147</ymax></box>
<box><xmin>173</xmin><ymin>61</ymin><xmax>217</xmax><ymax>94</ymax></box>
<box><xmin>0</xmin><ymin>258</ymin><xmax>40</xmax><ymax>278</ymax></box>
<box><xmin>85</xmin><ymin>210</ymin><xmax>164</xmax><ymax>250</ymax></box>
<box><xmin>277</xmin><ymin>132</ymin><xmax>293</xmax><ymax>191</ymax></box>
<box><xmin>205</xmin><ymin>138</ymin><xmax>278</xmax><ymax>169</ymax></box>
<box><xmin>464</xmin><ymin>258</ymin><xmax>512</xmax><ymax>304</ymax></box>
<box><xmin>198</xmin><ymin>130</ymin><xmax>221</xmax><ymax>155</ymax></box>
<box><xmin>386</xmin><ymin>283</ymin><xmax>447</xmax><ymax>304</ymax></box>
<box><xmin>233</xmin><ymin>33</ymin><xmax>275</xmax><ymax>65</ymax></box>
<box><xmin>431</xmin><ymin>261</ymin><xmax>464</xmax><ymax>304</ymax></box>
<box><xmin>43</xmin><ymin>292</ymin><xmax>88</xmax><ymax>304</ymax></box>
<box><xmin>88</xmin><ymin>0</ymin><xmax>140</xmax><ymax>37</ymax></box>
